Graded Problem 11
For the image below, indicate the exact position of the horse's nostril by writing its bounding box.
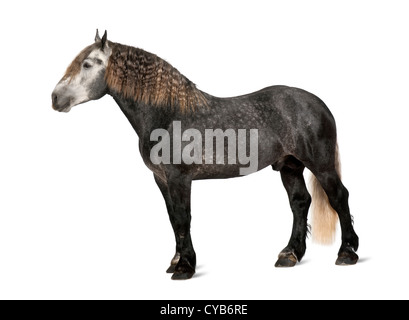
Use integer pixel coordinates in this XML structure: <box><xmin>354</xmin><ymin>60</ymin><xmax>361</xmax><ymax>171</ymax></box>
<box><xmin>52</xmin><ymin>93</ymin><xmax>58</xmax><ymax>104</ymax></box>
<box><xmin>52</xmin><ymin>93</ymin><xmax>59</xmax><ymax>110</ymax></box>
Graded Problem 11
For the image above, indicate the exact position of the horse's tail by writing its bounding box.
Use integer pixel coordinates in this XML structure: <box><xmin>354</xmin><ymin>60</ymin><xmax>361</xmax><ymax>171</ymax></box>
<box><xmin>310</xmin><ymin>143</ymin><xmax>341</xmax><ymax>244</ymax></box>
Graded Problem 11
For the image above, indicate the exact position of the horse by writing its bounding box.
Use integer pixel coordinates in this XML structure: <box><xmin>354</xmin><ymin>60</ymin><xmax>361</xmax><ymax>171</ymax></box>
<box><xmin>51</xmin><ymin>30</ymin><xmax>359</xmax><ymax>280</ymax></box>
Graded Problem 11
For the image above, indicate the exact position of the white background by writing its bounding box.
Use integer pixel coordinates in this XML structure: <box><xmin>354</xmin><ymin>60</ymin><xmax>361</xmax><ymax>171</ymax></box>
<box><xmin>0</xmin><ymin>0</ymin><xmax>408</xmax><ymax>299</ymax></box>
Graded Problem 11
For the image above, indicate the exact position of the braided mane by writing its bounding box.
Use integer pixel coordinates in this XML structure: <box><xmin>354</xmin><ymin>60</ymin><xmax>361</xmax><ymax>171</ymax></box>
<box><xmin>105</xmin><ymin>42</ymin><xmax>207</xmax><ymax>111</ymax></box>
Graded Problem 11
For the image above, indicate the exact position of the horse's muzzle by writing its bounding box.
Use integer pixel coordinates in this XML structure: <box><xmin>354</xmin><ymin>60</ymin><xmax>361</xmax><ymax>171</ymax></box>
<box><xmin>51</xmin><ymin>92</ymin><xmax>71</xmax><ymax>112</ymax></box>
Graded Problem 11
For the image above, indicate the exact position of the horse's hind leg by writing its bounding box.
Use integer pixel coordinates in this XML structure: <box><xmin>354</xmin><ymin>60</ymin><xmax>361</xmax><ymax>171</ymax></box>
<box><xmin>275</xmin><ymin>157</ymin><xmax>311</xmax><ymax>267</ymax></box>
<box><xmin>314</xmin><ymin>170</ymin><xmax>359</xmax><ymax>265</ymax></box>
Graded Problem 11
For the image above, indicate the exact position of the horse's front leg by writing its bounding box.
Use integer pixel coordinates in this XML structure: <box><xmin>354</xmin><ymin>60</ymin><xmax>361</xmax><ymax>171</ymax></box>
<box><xmin>154</xmin><ymin>174</ymin><xmax>180</xmax><ymax>273</ymax></box>
<box><xmin>154</xmin><ymin>172</ymin><xmax>196</xmax><ymax>280</ymax></box>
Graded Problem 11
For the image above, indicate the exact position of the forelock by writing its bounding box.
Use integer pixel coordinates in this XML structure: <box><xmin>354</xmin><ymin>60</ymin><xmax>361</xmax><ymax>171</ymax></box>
<box><xmin>62</xmin><ymin>43</ymin><xmax>100</xmax><ymax>81</ymax></box>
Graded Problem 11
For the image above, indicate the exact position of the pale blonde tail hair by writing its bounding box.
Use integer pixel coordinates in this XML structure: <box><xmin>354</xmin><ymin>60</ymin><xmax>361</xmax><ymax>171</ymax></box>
<box><xmin>310</xmin><ymin>144</ymin><xmax>341</xmax><ymax>244</ymax></box>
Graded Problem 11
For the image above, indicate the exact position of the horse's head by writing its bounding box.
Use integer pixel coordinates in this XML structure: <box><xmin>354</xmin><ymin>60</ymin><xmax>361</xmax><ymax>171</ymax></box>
<box><xmin>52</xmin><ymin>30</ymin><xmax>112</xmax><ymax>112</ymax></box>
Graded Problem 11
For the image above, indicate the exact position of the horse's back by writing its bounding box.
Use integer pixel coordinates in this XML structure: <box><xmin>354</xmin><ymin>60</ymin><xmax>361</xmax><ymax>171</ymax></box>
<box><xmin>210</xmin><ymin>85</ymin><xmax>334</xmax><ymax>123</ymax></box>
<box><xmin>208</xmin><ymin>84</ymin><xmax>336</xmax><ymax>141</ymax></box>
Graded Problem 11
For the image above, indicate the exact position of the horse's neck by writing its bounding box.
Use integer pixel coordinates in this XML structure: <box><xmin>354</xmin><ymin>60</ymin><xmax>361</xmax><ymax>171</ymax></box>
<box><xmin>109</xmin><ymin>93</ymin><xmax>143</xmax><ymax>138</ymax></box>
<box><xmin>109</xmin><ymin>91</ymin><xmax>177</xmax><ymax>140</ymax></box>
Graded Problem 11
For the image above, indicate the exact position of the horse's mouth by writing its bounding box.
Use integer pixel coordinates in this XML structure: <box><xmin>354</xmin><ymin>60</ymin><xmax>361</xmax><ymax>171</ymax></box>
<box><xmin>58</xmin><ymin>106</ymin><xmax>72</xmax><ymax>113</ymax></box>
<box><xmin>52</xmin><ymin>101</ymin><xmax>72</xmax><ymax>113</ymax></box>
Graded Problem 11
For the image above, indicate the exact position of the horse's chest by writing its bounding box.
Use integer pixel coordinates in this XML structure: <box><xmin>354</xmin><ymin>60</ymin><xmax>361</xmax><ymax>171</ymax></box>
<box><xmin>138</xmin><ymin>140</ymin><xmax>167</xmax><ymax>178</ymax></box>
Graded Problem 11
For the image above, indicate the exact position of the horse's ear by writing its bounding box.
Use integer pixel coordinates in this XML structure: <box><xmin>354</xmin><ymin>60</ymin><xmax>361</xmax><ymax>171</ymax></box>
<box><xmin>95</xmin><ymin>29</ymin><xmax>101</xmax><ymax>42</ymax></box>
<box><xmin>101</xmin><ymin>30</ymin><xmax>108</xmax><ymax>50</ymax></box>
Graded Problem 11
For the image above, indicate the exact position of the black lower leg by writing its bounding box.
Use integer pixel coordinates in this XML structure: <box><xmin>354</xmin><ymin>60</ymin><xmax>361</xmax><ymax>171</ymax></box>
<box><xmin>317</xmin><ymin>172</ymin><xmax>359</xmax><ymax>265</ymax></box>
<box><xmin>172</xmin><ymin>231</ymin><xmax>196</xmax><ymax>280</ymax></box>
<box><xmin>276</xmin><ymin>161</ymin><xmax>311</xmax><ymax>267</ymax></box>
<box><xmin>167</xmin><ymin>174</ymin><xmax>196</xmax><ymax>280</ymax></box>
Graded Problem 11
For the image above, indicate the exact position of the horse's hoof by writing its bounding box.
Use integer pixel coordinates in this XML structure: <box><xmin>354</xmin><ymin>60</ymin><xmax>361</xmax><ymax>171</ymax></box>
<box><xmin>166</xmin><ymin>265</ymin><xmax>176</xmax><ymax>273</ymax></box>
<box><xmin>171</xmin><ymin>271</ymin><xmax>195</xmax><ymax>280</ymax></box>
<box><xmin>336</xmin><ymin>250</ymin><xmax>359</xmax><ymax>266</ymax></box>
<box><xmin>171</xmin><ymin>260</ymin><xmax>195</xmax><ymax>280</ymax></box>
<box><xmin>275</xmin><ymin>251</ymin><xmax>297</xmax><ymax>268</ymax></box>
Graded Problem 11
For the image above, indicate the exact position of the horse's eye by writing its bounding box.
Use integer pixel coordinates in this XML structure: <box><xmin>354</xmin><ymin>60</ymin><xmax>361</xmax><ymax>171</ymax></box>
<box><xmin>83</xmin><ymin>62</ymin><xmax>92</xmax><ymax>69</ymax></box>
